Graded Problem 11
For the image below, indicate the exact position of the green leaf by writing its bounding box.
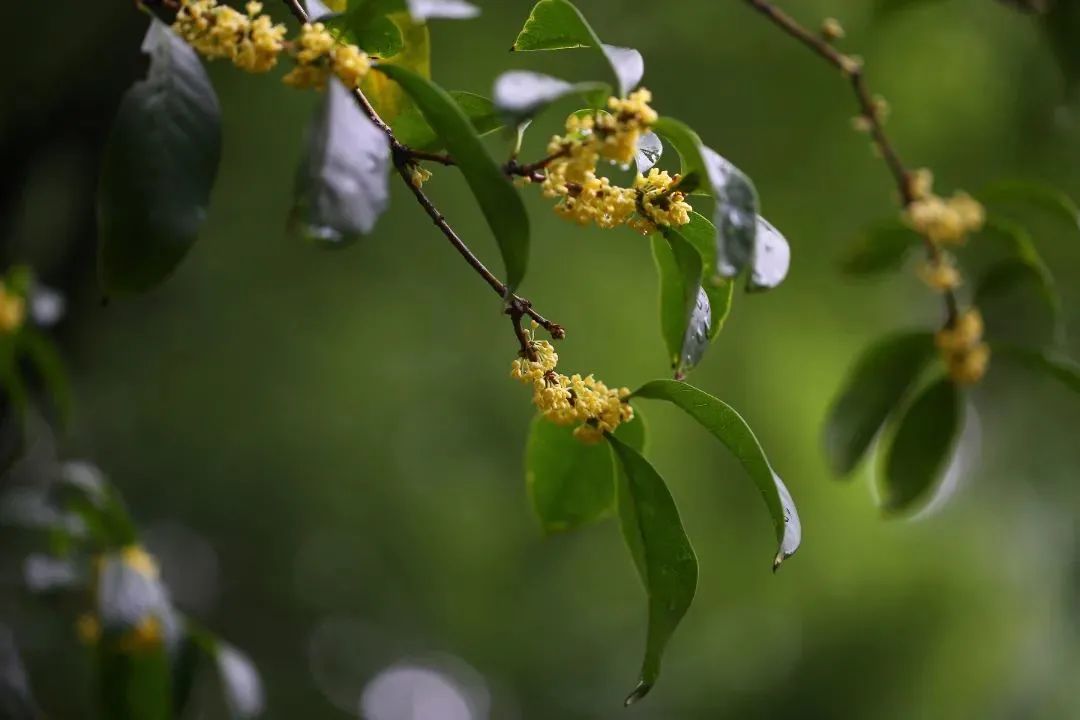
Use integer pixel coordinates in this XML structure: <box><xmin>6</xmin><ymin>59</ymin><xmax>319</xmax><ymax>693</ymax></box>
<box><xmin>824</xmin><ymin>332</ymin><xmax>937</xmax><ymax>477</ymax></box>
<box><xmin>651</xmin><ymin>234</ymin><xmax>709</xmax><ymax>376</ymax></box>
<box><xmin>492</xmin><ymin>70</ymin><xmax>608</xmax><ymax>124</ymax></box>
<box><xmin>607</xmin><ymin>433</ymin><xmax>697</xmax><ymax>706</ymax></box>
<box><xmin>59</xmin><ymin>462</ymin><xmax>139</xmax><ymax>549</ymax></box>
<box><xmin>375</xmin><ymin>65</ymin><xmax>531</xmax><ymax>289</ymax></box>
<box><xmin>185</xmin><ymin>623</ymin><xmax>266</xmax><ymax>719</ymax></box>
<box><xmin>979</xmin><ymin>180</ymin><xmax>1080</xmax><ymax>234</ymax></box>
<box><xmin>664</xmin><ymin>212</ymin><xmax>733</xmax><ymax>340</ymax></box>
<box><xmin>993</xmin><ymin>344</ymin><xmax>1080</xmax><ymax>394</ymax></box>
<box><xmin>291</xmin><ymin>79</ymin><xmax>391</xmax><ymax>247</ymax></box>
<box><xmin>632</xmin><ymin>380</ymin><xmax>801</xmax><ymax>570</ymax></box>
<box><xmin>98</xmin><ymin>20</ymin><xmax>222</xmax><ymax>295</ymax></box>
<box><xmin>324</xmin><ymin>12</ymin><xmax>404</xmax><ymax>57</ymax></box>
<box><xmin>879</xmin><ymin>377</ymin><xmax>963</xmax><ymax>515</ymax></box>
<box><xmin>839</xmin><ymin>219</ymin><xmax>921</xmax><ymax>277</ymax></box>
<box><xmin>392</xmin><ymin>91</ymin><xmax>503</xmax><ymax>151</ymax></box>
<box><xmin>360</xmin><ymin>13</ymin><xmax>430</xmax><ymax>125</ymax></box>
<box><xmin>652</xmin><ymin>118</ymin><xmax>760</xmax><ymax>280</ymax></box>
<box><xmin>511</xmin><ymin>0</ymin><xmax>643</xmax><ymax>96</ymax></box>
<box><xmin>18</xmin><ymin>328</ymin><xmax>72</xmax><ymax>426</ymax></box>
<box><xmin>98</xmin><ymin>645</ymin><xmax>172</xmax><ymax>720</ymax></box>
<box><xmin>975</xmin><ymin>258</ymin><xmax>1060</xmax><ymax>336</ymax></box>
<box><xmin>525</xmin><ymin>410</ymin><xmax>647</xmax><ymax>535</ymax></box>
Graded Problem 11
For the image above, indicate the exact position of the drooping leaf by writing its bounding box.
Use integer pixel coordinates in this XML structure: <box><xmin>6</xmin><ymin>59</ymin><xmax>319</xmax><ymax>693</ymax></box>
<box><xmin>511</xmin><ymin>0</ymin><xmax>643</xmax><ymax>96</ymax></box>
<box><xmin>98</xmin><ymin>20</ymin><xmax>222</xmax><ymax>295</ymax></box>
<box><xmin>824</xmin><ymin>332</ymin><xmax>936</xmax><ymax>476</ymax></box>
<box><xmin>879</xmin><ymin>377</ymin><xmax>963</xmax><ymax>515</ymax></box>
<box><xmin>652</xmin><ymin>118</ymin><xmax>760</xmax><ymax>280</ymax></box>
<box><xmin>607</xmin><ymin>433</ymin><xmax>697</xmax><ymax>706</ymax></box>
<box><xmin>525</xmin><ymin>411</ymin><xmax>646</xmax><ymax>535</ymax></box>
<box><xmin>651</xmin><ymin>234</ymin><xmax>709</xmax><ymax>376</ymax></box>
<box><xmin>839</xmin><ymin>219</ymin><xmax>921</xmax><ymax>277</ymax></box>
<box><xmin>979</xmin><ymin>180</ymin><xmax>1080</xmax><ymax>234</ymax></box>
<box><xmin>291</xmin><ymin>79</ymin><xmax>391</xmax><ymax>247</ymax></box>
<box><xmin>492</xmin><ymin>70</ymin><xmax>607</xmax><ymax>124</ymax></box>
<box><xmin>59</xmin><ymin>462</ymin><xmax>139</xmax><ymax>549</ymax></box>
<box><xmin>0</xmin><ymin>625</ymin><xmax>39</xmax><ymax>720</ymax></box>
<box><xmin>635</xmin><ymin>131</ymin><xmax>663</xmax><ymax>174</ymax></box>
<box><xmin>993</xmin><ymin>344</ymin><xmax>1080</xmax><ymax>394</ymax></box>
<box><xmin>664</xmin><ymin>212</ymin><xmax>733</xmax><ymax>340</ymax></box>
<box><xmin>975</xmin><ymin>258</ymin><xmax>1060</xmax><ymax>344</ymax></box>
<box><xmin>185</xmin><ymin>623</ymin><xmax>265</xmax><ymax>720</ymax></box>
<box><xmin>632</xmin><ymin>380</ymin><xmax>801</xmax><ymax>570</ymax></box>
<box><xmin>747</xmin><ymin>216</ymin><xmax>791</xmax><ymax>292</ymax></box>
<box><xmin>392</xmin><ymin>91</ymin><xmax>502</xmax><ymax>150</ymax></box>
<box><xmin>375</xmin><ymin>65</ymin><xmax>531</xmax><ymax>289</ymax></box>
<box><xmin>96</xmin><ymin>554</ymin><xmax>173</xmax><ymax>635</ymax></box>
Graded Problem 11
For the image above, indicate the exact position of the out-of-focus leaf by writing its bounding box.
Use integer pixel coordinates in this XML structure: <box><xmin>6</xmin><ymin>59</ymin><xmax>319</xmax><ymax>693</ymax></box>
<box><xmin>18</xmin><ymin>329</ymin><xmax>72</xmax><ymax>425</ymax></box>
<box><xmin>980</xmin><ymin>180</ymin><xmax>1080</xmax><ymax>234</ymax></box>
<box><xmin>98</xmin><ymin>645</ymin><xmax>172</xmax><ymax>720</ymax></box>
<box><xmin>59</xmin><ymin>463</ymin><xmax>139</xmax><ymax>548</ymax></box>
<box><xmin>652</xmin><ymin>118</ymin><xmax>760</xmax><ymax>279</ymax></box>
<box><xmin>824</xmin><ymin>332</ymin><xmax>937</xmax><ymax>477</ymax></box>
<box><xmin>975</xmin><ymin>258</ymin><xmax>1060</xmax><ymax>338</ymax></box>
<box><xmin>96</xmin><ymin>553</ymin><xmax>173</xmax><ymax>635</ymax></box>
<box><xmin>635</xmin><ymin>131</ymin><xmax>662</xmax><ymax>174</ymax></box>
<box><xmin>325</xmin><ymin>13</ymin><xmax>404</xmax><ymax>57</ymax></box>
<box><xmin>23</xmin><ymin>553</ymin><xmax>82</xmax><ymax>593</ymax></box>
<box><xmin>28</xmin><ymin>283</ymin><xmax>65</xmax><ymax>327</ymax></box>
<box><xmin>651</xmin><ymin>234</ymin><xmax>709</xmax><ymax>376</ymax></box>
<box><xmin>748</xmin><ymin>216</ymin><xmax>791</xmax><ymax>292</ymax></box>
<box><xmin>607</xmin><ymin>433</ymin><xmax>697</xmax><ymax>706</ymax></box>
<box><xmin>392</xmin><ymin>91</ymin><xmax>502</xmax><ymax>151</ymax></box>
<box><xmin>98</xmin><ymin>20</ymin><xmax>221</xmax><ymax>295</ymax></box>
<box><xmin>0</xmin><ymin>391</ymin><xmax>24</xmax><ymax>477</ymax></box>
<box><xmin>879</xmin><ymin>377</ymin><xmax>963</xmax><ymax>515</ymax></box>
<box><xmin>360</xmin><ymin>13</ymin><xmax>430</xmax><ymax>124</ymax></box>
<box><xmin>187</xmin><ymin>623</ymin><xmax>266</xmax><ymax>719</ymax></box>
<box><xmin>375</xmin><ymin>65</ymin><xmax>530</xmax><ymax>289</ymax></box>
<box><xmin>632</xmin><ymin>379</ymin><xmax>801</xmax><ymax>570</ymax></box>
<box><xmin>840</xmin><ymin>219</ymin><xmax>921</xmax><ymax>277</ymax></box>
<box><xmin>511</xmin><ymin>0</ymin><xmax>643</xmax><ymax>96</ymax></box>
<box><xmin>492</xmin><ymin>70</ymin><xmax>607</xmax><ymax>124</ymax></box>
<box><xmin>0</xmin><ymin>625</ymin><xmax>39</xmax><ymax>720</ymax></box>
<box><xmin>291</xmin><ymin>79</ymin><xmax>390</xmax><ymax>247</ymax></box>
<box><xmin>994</xmin><ymin>344</ymin><xmax>1080</xmax><ymax>394</ymax></box>
<box><xmin>1042</xmin><ymin>0</ymin><xmax>1080</xmax><ymax>98</ymax></box>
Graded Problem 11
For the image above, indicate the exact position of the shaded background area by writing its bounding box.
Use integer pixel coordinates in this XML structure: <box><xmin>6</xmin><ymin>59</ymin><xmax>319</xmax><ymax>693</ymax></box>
<box><xmin>3</xmin><ymin>0</ymin><xmax>1080</xmax><ymax>717</ymax></box>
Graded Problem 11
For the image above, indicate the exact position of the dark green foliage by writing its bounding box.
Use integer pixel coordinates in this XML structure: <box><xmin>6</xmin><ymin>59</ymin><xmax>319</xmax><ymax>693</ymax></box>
<box><xmin>98</xmin><ymin>21</ymin><xmax>222</xmax><ymax>294</ymax></box>
<box><xmin>651</xmin><ymin>234</ymin><xmax>709</xmax><ymax>376</ymax></box>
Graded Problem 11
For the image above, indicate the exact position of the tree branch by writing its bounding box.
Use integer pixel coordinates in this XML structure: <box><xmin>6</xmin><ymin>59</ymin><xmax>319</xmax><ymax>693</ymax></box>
<box><xmin>742</xmin><ymin>0</ymin><xmax>959</xmax><ymax>323</ymax></box>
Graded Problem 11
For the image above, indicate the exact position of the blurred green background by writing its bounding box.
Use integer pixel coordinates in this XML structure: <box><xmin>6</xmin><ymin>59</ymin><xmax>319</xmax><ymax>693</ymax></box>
<box><xmin>3</xmin><ymin>0</ymin><xmax>1080</xmax><ymax>717</ymax></box>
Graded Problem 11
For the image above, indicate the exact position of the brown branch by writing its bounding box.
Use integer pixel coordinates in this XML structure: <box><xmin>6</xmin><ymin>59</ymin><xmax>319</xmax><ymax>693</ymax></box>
<box><xmin>273</xmin><ymin>0</ymin><xmax>563</xmax><ymax>340</ymax></box>
<box><xmin>742</xmin><ymin>0</ymin><xmax>959</xmax><ymax>323</ymax></box>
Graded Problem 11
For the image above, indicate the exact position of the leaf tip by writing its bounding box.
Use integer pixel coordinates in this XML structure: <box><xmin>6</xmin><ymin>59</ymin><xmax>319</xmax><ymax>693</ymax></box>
<box><xmin>624</xmin><ymin>680</ymin><xmax>652</xmax><ymax>706</ymax></box>
<box><xmin>772</xmin><ymin>548</ymin><xmax>796</xmax><ymax>573</ymax></box>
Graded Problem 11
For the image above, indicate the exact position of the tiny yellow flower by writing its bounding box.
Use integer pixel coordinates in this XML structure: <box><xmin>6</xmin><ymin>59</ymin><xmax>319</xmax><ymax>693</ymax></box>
<box><xmin>821</xmin><ymin>17</ymin><xmax>845</xmax><ymax>41</ymax></box>
<box><xmin>76</xmin><ymin>613</ymin><xmax>101</xmax><ymax>645</ymax></box>
<box><xmin>0</xmin><ymin>282</ymin><xmax>25</xmax><ymax>334</ymax></box>
<box><xmin>117</xmin><ymin>615</ymin><xmax>165</xmax><ymax>654</ymax></box>
<box><xmin>121</xmin><ymin>545</ymin><xmax>160</xmax><ymax>580</ymax></box>
<box><xmin>917</xmin><ymin>254</ymin><xmax>961</xmax><ymax>292</ymax></box>
<box><xmin>946</xmin><ymin>342</ymin><xmax>990</xmax><ymax>385</ymax></box>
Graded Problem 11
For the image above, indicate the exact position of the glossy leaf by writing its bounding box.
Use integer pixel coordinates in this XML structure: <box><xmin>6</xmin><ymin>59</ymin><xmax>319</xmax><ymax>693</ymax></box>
<box><xmin>98</xmin><ymin>20</ymin><xmax>221</xmax><ymax>294</ymax></box>
<box><xmin>217</xmin><ymin>643</ymin><xmax>265</xmax><ymax>719</ymax></box>
<box><xmin>325</xmin><ymin>12</ymin><xmax>404</xmax><ymax>57</ymax></box>
<box><xmin>392</xmin><ymin>91</ymin><xmax>502</xmax><ymax>151</ymax></box>
<box><xmin>839</xmin><ymin>220</ymin><xmax>921</xmax><ymax>277</ymax></box>
<box><xmin>492</xmin><ymin>70</ymin><xmax>607</xmax><ymax>124</ymax></box>
<box><xmin>375</xmin><ymin>65</ymin><xmax>530</xmax><ymax>288</ymax></box>
<box><xmin>292</xmin><ymin>79</ymin><xmax>391</xmax><ymax>247</ymax></box>
<box><xmin>879</xmin><ymin>377</ymin><xmax>963</xmax><ymax>514</ymax></box>
<box><xmin>651</xmin><ymin>234</ymin><xmax>710</xmax><ymax>376</ymax></box>
<box><xmin>665</xmin><ymin>212</ymin><xmax>732</xmax><ymax>340</ymax></box>
<box><xmin>994</xmin><ymin>345</ymin><xmax>1080</xmax><ymax>394</ymax></box>
<box><xmin>824</xmin><ymin>332</ymin><xmax>936</xmax><ymax>477</ymax></box>
<box><xmin>511</xmin><ymin>0</ymin><xmax>643</xmax><ymax>96</ymax></box>
<box><xmin>360</xmin><ymin>13</ymin><xmax>430</xmax><ymax>124</ymax></box>
<box><xmin>747</xmin><ymin>216</ymin><xmax>791</xmax><ymax>292</ymax></box>
<box><xmin>977</xmin><ymin>218</ymin><xmax>1062</xmax><ymax>342</ymax></box>
<box><xmin>652</xmin><ymin>118</ymin><xmax>760</xmax><ymax>279</ymax></box>
<box><xmin>635</xmin><ymin>131</ymin><xmax>663</xmax><ymax>174</ymax></box>
<box><xmin>975</xmin><ymin>258</ymin><xmax>1060</xmax><ymax>330</ymax></box>
<box><xmin>525</xmin><ymin>411</ymin><xmax>646</xmax><ymax>534</ymax></box>
<box><xmin>980</xmin><ymin>180</ymin><xmax>1080</xmax><ymax>234</ymax></box>
<box><xmin>632</xmin><ymin>380</ymin><xmax>801</xmax><ymax>569</ymax></box>
<box><xmin>608</xmin><ymin>433</ymin><xmax>697</xmax><ymax>705</ymax></box>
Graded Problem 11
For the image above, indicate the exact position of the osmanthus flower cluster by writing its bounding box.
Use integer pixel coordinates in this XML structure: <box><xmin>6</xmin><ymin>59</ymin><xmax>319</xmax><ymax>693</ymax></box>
<box><xmin>540</xmin><ymin>89</ymin><xmax>692</xmax><ymax>235</ymax></box>
<box><xmin>172</xmin><ymin>0</ymin><xmax>371</xmax><ymax>90</ymax></box>
<box><xmin>510</xmin><ymin>326</ymin><xmax>634</xmax><ymax>444</ymax></box>
<box><xmin>0</xmin><ymin>280</ymin><xmax>26</xmax><ymax>334</ymax></box>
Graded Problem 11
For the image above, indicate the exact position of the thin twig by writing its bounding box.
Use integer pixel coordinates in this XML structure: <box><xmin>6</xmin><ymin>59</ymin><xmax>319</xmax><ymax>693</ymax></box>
<box><xmin>743</xmin><ymin>0</ymin><xmax>959</xmax><ymax>323</ymax></box>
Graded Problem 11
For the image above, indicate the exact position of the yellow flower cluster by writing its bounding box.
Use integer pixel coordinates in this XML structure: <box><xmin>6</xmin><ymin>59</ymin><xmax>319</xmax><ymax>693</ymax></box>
<box><xmin>0</xmin><ymin>281</ymin><xmax>25</xmax><ymax>334</ymax></box>
<box><xmin>78</xmin><ymin>546</ymin><xmax>165</xmax><ymax>651</ymax></box>
<box><xmin>935</xmin><ymin>308</ymin><xmax>990</xmax><ymax>385</ymax></box>
<box><xmin>283</xmin><ymin>22</ymin><xmax>372</xmax><ymax>90</ymax></box>
<box><xmin>510</xmin><ymin>332</ymin><xmax>633</xmax><ymax>445</ymax></box>
<box><xmin>541</xmin><ymin>90</ymin><xmax>690</xmax><ymax>235</ymax></box>
<box><xmin>174</xmin><ymin>0</ymin><xmax>287</xmax><ymax>73</ymax></box>
<box><xmin>906</xmin><ymin>191</ymin><xmax>985</xmax><ymax>247</ymax></box>
<box><xmin>173</xmin><ymin>1</ymin><xmax>371</xmax><ymax>90</ymax></box>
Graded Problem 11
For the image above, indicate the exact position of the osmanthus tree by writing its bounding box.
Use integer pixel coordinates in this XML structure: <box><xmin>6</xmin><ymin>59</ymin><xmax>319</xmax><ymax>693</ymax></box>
<box><xmin>1</xmin><ymin>0</ymin><xmax>1078</xmax><ymax>715</ymax></box>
